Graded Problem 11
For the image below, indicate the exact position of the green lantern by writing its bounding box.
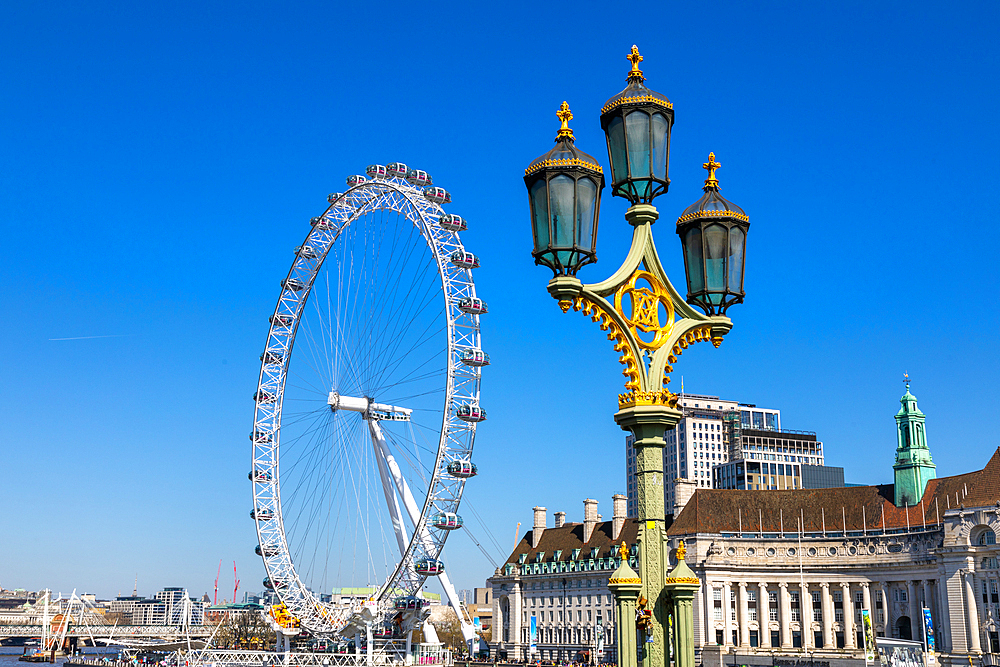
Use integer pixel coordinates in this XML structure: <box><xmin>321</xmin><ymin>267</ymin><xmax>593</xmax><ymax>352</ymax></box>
<box><xmin>524</xmin><ymin>102</ymin><xmax>605</xmax><ymax>276</ymax></box>
<box><xmin>599</xmin><ymin>46</ymin><xmax>674</xmax><ymax>204</ymax></box>
<box><xmin>676</xmin><ymin>153</ymin><xmax>750</xmax><ymax>315</ymax></box>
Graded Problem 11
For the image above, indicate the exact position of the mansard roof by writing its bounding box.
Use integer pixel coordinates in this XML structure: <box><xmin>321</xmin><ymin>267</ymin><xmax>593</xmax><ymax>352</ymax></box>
<box><xmin>504</xmin><ymin>519</ymin><xmax>652</xmax><ymax>566</ymax></box>
<box><xmin>667</xmin><ymin>447</ymin><xmax>1000</xmax><ymax>536</ymax></box>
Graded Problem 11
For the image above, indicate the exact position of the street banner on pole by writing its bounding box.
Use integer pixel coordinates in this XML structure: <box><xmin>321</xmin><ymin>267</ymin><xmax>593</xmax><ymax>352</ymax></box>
<box><xmin>922</xmin><ymin>607</ymin><xmax>935</xmax><ymax>653</ymax></box>
<box><xmin>530</xmin><ymin>614</ymin><xmax>537</xmax><ymax>655</ymax></box>
<box><xmin>473</xmin><ymin>617</ymin><xmax>481</xmax><ymax>657</ymax></box>
<box><xmin>597</xmin><ymin>612</ymin><xmax>604</xmax><ymax>656</ymax></box>
<box><xmin>862</xmin><ymin>609</ymin><xmax>877</xmax><ymax>665</ymax></box>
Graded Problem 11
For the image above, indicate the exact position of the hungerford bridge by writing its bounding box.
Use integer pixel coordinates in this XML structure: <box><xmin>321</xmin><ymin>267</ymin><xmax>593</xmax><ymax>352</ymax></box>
<box><xmin>0</xmin><ymin>625</ymin><xmax>214</xmax><ymax>639</ymax></box>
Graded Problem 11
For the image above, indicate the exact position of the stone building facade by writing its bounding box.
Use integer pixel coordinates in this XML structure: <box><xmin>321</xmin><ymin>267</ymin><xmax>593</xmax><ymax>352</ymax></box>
<box><xmin>664</xmin><ymin>446</ymin><xmax>1000</xmax><ymax>664</ymax></box>
<box><xmin>490</xmin><ymin>387</ymin><xmax>999</xmax><ymax>666</ymax></box>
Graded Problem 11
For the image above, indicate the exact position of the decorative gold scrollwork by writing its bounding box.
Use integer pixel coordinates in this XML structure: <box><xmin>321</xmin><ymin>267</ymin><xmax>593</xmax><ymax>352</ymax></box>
<box><xmin>614</xmin><ymin>269</ymin><xmax>674</xmax><ymax>351</ymax></box>
<box><xmin>560</xmin><ymin>296</ymin><xmax>641</xmax><ymax>392</ymax></box>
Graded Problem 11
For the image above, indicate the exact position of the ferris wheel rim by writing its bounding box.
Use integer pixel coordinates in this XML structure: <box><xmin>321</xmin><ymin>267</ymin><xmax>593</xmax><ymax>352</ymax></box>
<box><xmin>248</xmin><ymin>173</ymin><xmax>482</xmax><ymax>636</ymax></box>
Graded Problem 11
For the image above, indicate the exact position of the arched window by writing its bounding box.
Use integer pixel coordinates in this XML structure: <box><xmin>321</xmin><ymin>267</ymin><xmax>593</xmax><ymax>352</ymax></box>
<box><xmin>977</xmin><ymin>528</ymin><xmax>996</xmax><ymax>545</ymax></box>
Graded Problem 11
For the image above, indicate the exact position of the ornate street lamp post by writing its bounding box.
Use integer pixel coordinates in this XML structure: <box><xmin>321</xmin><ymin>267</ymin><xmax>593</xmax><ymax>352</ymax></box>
<box><xmin>524</xmin><ymin>46</ymin><xmax>750</xmax><ymax>667</ymax></box>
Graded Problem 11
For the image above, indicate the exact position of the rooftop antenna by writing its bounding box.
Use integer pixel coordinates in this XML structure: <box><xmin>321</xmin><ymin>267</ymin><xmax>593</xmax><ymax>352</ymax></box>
<box><xmin>862</xmin><ymin>505</ymin><xmax>867</xmax><ymax>536</ymax></box>
<box><xmin>921</xmin><ymin>499</ymin><xmax>926</xmax><ymax>530</ymax></box>
<box><xmin>513</xmin><ymin>522</ymin><xmax>521</xmax><ymax>552</ymax></box>
<box><xmin>935</xmin><ymin>497</ymin><xmax>940</xmax><ymax>525</ymax></box>
<box><xmin>133</xmin><ymin>575</ymin><xmax>137</xmax><ymax>597</ymax></box>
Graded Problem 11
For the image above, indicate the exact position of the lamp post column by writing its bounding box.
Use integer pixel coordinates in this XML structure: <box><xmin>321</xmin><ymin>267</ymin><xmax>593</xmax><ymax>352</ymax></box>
<box><xmin>615</xmin><ymin>402</ymin><xmax>681</xmax><ymax>667</ymax></box>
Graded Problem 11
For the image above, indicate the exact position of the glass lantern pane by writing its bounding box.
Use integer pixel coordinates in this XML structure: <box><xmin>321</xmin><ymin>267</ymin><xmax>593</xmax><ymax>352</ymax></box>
<box><xmin>651</xmin><ymin>113</ymin><xmax>669</xmax><ymax>180</ymax></box>
<box><xmin>530</xmin><ymin>179</ymin><xmax>549</xmax><ymax>252</ymax></box>
<box><xmin>549</xmin><ymin>174</ymin><xmax>575</xmax><ymax>248</ymax></box>
<box><xmin>608</xmin><ymin>116</ymin><xmax>627</xmax><ymax>184</ymax></box>
<box><xmin>625</xmin><ymin>111</ymin><xmax>651</xmax><ymax>180</ymax></box>
<box><xmin>576</xmin><ymin>177</ymin><xmax>598</xmax><ymax>250</ymax></box>
<box><xmin>728</xmin><ymin>226</ymin><xmax>745</xmax><ymax>292</ymax></box>
<box><xmin>704</xmin><ymin>224</ymin><xmax>728</xmax><ymax>291</ymax></box>
<box><xmin>684</xmin><ymin>227</ymin><xmax>704</xmax><ymax>294</ymax></box>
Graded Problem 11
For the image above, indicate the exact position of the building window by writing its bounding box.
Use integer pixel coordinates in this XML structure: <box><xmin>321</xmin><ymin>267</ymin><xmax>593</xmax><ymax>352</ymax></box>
<box><xmin>978</xmin><ymin>529</ymin><xmax>997</xmax><ymax>545</ymax></box>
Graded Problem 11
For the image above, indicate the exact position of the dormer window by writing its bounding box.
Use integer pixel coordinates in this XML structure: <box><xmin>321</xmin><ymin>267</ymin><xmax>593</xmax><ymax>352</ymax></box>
<box><xmin>518</xmin><ymin>554</ymin><xmax>528</xmax><ymax>564</ymax></box>
<box><xmin>572</xmin><ymin>548</ymin><xmax>581</xmax><ymax>560</ymax></box>
<box><xmin>553</xmin><ymin>550</ymin><xmax>563</xmax><ymax>561</ymax></box>
<box><xmin>535</xmin><ymin>552</ymin><xmax>545</xmax><ymax>563</ymax></box>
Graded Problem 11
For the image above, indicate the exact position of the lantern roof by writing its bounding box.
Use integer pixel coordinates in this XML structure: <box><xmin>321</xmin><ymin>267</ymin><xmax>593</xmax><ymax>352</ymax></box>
<box><xmin>677</xmin><ymin>153</ymin><xmax>748</xmax><ymax>225</ymax></box>
<box><xmin>600</xmin><ymin>46</ymin><xmax>673</xmax><ymax>117</ymax></box>
<box><xmin>525</xmin><ymin>102</ymin><xmax>603</xmax><ymax>178</ymax></box>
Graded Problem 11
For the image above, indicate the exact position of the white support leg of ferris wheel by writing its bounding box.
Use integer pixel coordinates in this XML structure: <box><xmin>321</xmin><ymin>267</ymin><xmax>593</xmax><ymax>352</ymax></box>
<box><xmin>368</xmin><ymin>419</ymin><xmax>477</xmax><ymax>645</ymax></box>
<box><xmin>371</xmin><ymin>423</ymin><xmax>409</xmax><ymax>557</ymax></box>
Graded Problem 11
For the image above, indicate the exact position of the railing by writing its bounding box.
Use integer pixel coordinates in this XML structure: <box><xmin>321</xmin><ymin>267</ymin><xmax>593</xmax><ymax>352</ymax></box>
<box><xmin>0</xmin><ymin>625</ymin><xmax>214</xmax><ymax>638</ymax></box>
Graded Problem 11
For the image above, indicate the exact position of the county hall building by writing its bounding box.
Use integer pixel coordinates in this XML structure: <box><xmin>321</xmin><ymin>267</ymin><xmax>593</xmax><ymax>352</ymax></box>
<box><xmin>488</xmin><ymin>385</ymin><xmax>1000</xmax><ymax>666</ymax></box>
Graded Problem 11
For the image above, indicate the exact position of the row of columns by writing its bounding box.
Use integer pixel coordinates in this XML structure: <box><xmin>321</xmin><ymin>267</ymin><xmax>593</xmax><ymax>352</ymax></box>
<box><xmin>706</xmin><ymin>579</ymin><xmax>941</xmax><ymax>651</ymax></box>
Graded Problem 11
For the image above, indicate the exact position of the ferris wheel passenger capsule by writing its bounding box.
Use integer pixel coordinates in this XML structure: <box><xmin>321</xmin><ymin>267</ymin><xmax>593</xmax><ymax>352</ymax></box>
<box><xmin>457</xmin><ymin>297</ymin><xmax>488</xmax><ymax>315</ymax></box>
<box><xmin>433</xmin><ymin>513</ymin><xmax>464</xmax><ymax>530</ymax></box>
<box><xmin>327</xmin><ymin>192</ymin><xmax>342</xmax><ymax>203</ymax></box>
<box><xmin>438</xmin><ymin>214</ymin><xmax>467</xmax><ymax>232</ymax></box>
<box><xmin>255</xmin><ymin>544</ymin><xmax>280</xmax><ymax>557</ymax></box>
<box><xmin>295</xmin><ymin>245</ymin><xmax>318</xmax><ymax>259</ymax></box>
<box><xmin>311</xmin><ymin>216</ymin><xmax>336</xmax><ymax>231</ymax></box>
<box><xmin>394</xmin><ymin>596</ymin><xmax>428</xmax><ymax>611</ymax></box>
<box><xmin>251</xmin><ymin>508</ymin><xmax>275</xmax><ymax>521</ymax></box>
<box><xmin>254</xmin><ymin>390</ymin><xmax>276</xmax><ymax>404</ymax></box>
<box><xmin>260</xmin><ymin>351</ymin><xmax>283</xmax><ymax>364</ymax></box>
<box><xmin>414</xmin><ymin>559</ymin><xmax>445</xmax><ymax>576</ymax></box>
<box><xmin>269</xmin><ymin>314</ymin><xmax>294</xmax><ymax>328</ymax></box>
<box><xmin>346</xmin><ymin>174</ymin><xmax>367</xmax><ymax>187</ymax></box>
<box><xmin>424</xmin><ymin>186</ymin><xmax>451</xmax><ymax>205</ymax></box>
<box><xmin>460</xmin><ymin>348</ymin><xmax>490</xmax><ymax>366</ymax></box>
<box><xmin>249</xmin><ymin>470</ymin><xmax>272</xmax><ymax>482</ymax></box>
<box><xmin>405</xmin><ymin>169</ymin><xmax>432</xmax><ymax>187</ymax></box>
<box><xmin>450</xmin><ymin>251</ymin><xmax>480</xmax><ymax>269</ymax></box>
<box><xmin>250</xmin><ymin>430</ymin><xmax>273</xmax><ymax>443</ymax></box>
<box><xmin>282</xmin><ymin>278</ymin><xmax>306</xmax><ymax>291</ymax></box>
<box><xmin>447</xmin><ymin>460</ymin><xmax>478</xmax><ymax>478</ymax></box>
<box><xmin>387</xmin><ymin>162</ymin><xmax>409</xmax><ymax>178</ymax></box>
<box><xmin>366</xmin><ymin>164</ymin><xmax>388</xmax><ymax>179</ymax></box>
<box><xmin>456</xmin><ymin>403</ymin><xmax>487</xmax><ymax>422</ymax></box>
<box><xmin>263</xmin><ymin>577</ymin><xmax>288</xmax><ymax>590</ymax></box>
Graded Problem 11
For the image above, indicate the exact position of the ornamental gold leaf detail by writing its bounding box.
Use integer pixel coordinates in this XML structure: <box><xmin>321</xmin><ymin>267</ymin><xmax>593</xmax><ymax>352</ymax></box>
<box><xmin>608</xmin><ymin>577</ymin><xmax>642</xmax><ymax>585</ymax></box>
<box><xmin>614</xmin><ymin>269</ymin><xmax>674</xmax><ymax>351</ymax></box>
<box><xmin>559</xmin><ymin>296</ymin><xmax>640</xmax><ymax>391</ymax></box>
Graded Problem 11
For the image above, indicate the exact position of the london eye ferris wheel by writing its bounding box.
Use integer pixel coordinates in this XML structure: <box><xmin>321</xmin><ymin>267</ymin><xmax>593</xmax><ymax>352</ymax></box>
<box><xmin>249</xmin><ymin>163</ymin><xmax>486</xmax><ymax>637</ymax></box>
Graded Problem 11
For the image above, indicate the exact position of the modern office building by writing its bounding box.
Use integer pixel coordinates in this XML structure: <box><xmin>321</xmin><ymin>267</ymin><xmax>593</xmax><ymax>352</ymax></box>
<box><xmin>712</xmin><ymin>428</ymin><xmax>834</xmax><ymax>490</ymax></box>
<box><xmin>625</xmin><ymin>393</ymin><xmax>786</xmax><ymax>516</ymax></box>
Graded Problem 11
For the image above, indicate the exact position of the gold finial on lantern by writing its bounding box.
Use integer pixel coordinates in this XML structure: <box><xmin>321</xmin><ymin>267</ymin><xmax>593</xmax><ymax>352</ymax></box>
<box><xmin>556</xmin><ymin>101</ymin><xmax>575</xmax><ymax>141</ymax></box>
<box><xmin>702</xmin><ymin>153</ymin><xmax>721</xmax><ymax>190</ymax></box>
<box><xmin>627</xmin><ymin>45</ymin><xmax>645</xmax><ymax>82</ymax></box>
<box><xmin>677</xmin><ymin>540</ymin><xmax>687</xmax><ymax>560</ymax></box>
<box><xmin>619</xmin><ymin>541</ymin><xmax>629</xmax><ymax>561</ymax></box>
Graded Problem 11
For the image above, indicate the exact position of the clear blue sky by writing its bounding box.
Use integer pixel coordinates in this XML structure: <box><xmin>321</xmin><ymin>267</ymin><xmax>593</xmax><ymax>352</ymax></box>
<box><xmin>2</xmin><ymin>0</ymin><xmax>999</xmax><ymax>601</ymax></box>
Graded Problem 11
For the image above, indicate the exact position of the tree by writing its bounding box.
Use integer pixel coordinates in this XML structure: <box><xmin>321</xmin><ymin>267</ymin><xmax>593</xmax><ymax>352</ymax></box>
<box><xmin>213</xmin><ymin>611</ymin><xmax>277</xmax><ymax>650</ymax></box>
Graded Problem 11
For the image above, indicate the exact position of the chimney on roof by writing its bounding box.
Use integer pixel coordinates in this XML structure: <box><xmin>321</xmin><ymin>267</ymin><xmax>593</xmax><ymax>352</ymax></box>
<box><xmin>673</xmin><ymin>479</ymin><xmax>697</xmax><ymax>517</ymax></box>
<box><xmin>554</xmin><ymin>511</ymin><xmax>566</xmax><ymax>528</ymax></box>
<box><xmin>612</xmin><ymin>494</ymin><xmax>627</xmax><ymax>540</ymax></box>
<box><xmin>583</xmin><ymin>499</ymin><xmax>599</xmax><ymax>543</ymax></box>
<box><xmin>532</xmin><ymin>506</ymin><xmax>546</xmax><ymax>548</ymax></box>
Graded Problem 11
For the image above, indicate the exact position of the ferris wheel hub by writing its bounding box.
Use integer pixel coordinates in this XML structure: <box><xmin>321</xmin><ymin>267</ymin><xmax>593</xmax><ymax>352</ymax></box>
<box><xmin>327</xmin><ymin>392</ymin><xmax>412</xmax><ymax>421</ymax></box>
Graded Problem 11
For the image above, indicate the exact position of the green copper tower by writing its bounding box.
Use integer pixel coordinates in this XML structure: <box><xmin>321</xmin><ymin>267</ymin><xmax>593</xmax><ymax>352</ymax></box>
<box><xmin>893</xmin><ymin>375</ymin><xmax>936</xmax><ymax>506</ymax></box>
